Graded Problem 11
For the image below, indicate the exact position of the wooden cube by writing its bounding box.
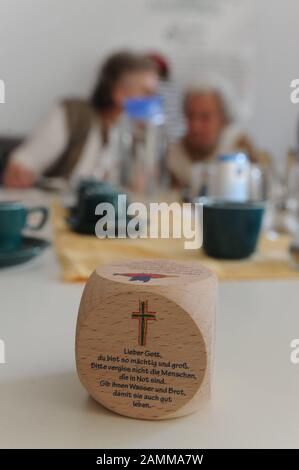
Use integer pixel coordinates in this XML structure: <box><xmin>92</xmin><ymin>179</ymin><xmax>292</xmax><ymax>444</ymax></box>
<box><xmin>76</xmin><ymin>259</ymin><xmax>217</xmax><ymax>420</ymax></box>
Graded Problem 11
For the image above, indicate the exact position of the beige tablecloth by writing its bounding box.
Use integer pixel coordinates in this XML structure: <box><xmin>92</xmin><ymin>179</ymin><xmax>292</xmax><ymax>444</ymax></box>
<box><xmin>52</xmin><ymin>204</ymin><xmax>299</xmax><ymax>283</ymax></box>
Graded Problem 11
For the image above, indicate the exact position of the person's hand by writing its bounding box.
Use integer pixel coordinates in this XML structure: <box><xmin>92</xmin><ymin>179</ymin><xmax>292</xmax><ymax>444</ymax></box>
<box><xmin>3</xmin><ymin>163</ymin><xmax>36</xmax><ymax>188</ymax></box>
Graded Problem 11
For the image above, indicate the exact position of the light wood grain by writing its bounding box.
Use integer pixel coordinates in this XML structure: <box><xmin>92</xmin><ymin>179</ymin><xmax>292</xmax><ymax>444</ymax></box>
<box><xmin>76</xmin><ymin>259</ymin><xmax>217</xmax><ymax>420</ymax></box>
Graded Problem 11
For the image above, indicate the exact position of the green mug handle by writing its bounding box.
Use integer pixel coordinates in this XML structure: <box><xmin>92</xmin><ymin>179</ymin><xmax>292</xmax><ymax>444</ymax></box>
<box><xmin>25</xmin><ymin>207</ymin><xmax>49</xmax><ymax>230</ymax></box>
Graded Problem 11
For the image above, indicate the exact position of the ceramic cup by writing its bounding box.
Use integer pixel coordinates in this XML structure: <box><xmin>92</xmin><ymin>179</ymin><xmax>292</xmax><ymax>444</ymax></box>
<box><xmin>77</xmin><ymin>179</ymin><xmax>115</xmax><ymax>201</ymax></box>
<box><xmin>76</xmin><ymin>187</ymin><xmax>121</xmax><ymax>228</ymax></box>
<box><xmin>0</xmin><ymin>201</ymin><xmax>48</xmax><ymax>252</ymax></box>
<box><xmin>72</xmin><ymin>184</ymin><xmax>132</xmax><ymax>236</ymax></box>
<box><xmin>202</xmin><ymin>200</ymin><xmax>265</xmax><ymax>259</ymax></box>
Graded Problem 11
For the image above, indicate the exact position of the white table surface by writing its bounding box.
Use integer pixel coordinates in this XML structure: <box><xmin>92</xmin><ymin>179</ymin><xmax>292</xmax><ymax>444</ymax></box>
<box><xmin>1</xmin><ymin>190</ymin><xmax>299</xmax><ymax>449</ymax></box>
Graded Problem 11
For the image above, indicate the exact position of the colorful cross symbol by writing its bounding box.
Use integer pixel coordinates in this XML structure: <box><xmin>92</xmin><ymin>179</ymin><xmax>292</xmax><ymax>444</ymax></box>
<box><xmin>131</xmin><ymin>300</ymin><xmax>157</xmax><ymax>346</ymax></box>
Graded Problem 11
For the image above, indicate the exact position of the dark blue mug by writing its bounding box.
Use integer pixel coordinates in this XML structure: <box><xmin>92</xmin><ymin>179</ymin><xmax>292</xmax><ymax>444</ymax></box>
<box><xmin>202</xmin><ymin>200</ymin><xmax>265</xmax><ymax>259</ymax></box>
<box><xmin>0</xmin><ymin>201</ymin><xmax>48</xmax><ymax>252</ymax></box>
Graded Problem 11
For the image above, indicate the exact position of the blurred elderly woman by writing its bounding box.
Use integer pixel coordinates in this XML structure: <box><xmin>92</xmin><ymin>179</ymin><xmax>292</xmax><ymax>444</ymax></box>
<box><xmin>167</xmin><ymin>86</ymin><xmax>258</xmax><ymax>189</ymax></box>
<box><xmin>4</xmin><ymin>51</ymin><xmax>158</xmax><ymax>188</ymax></box>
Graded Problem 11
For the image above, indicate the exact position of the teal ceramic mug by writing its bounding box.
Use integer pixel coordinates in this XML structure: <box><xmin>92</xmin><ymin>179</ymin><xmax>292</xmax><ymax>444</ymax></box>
<box><xmin>202</xmin><ymin>200</ymin><xmax>265</xmax><ymax>259</ymax></box>
<box><xmin>0</xmin><ymin>201</ymin><xmax>48</xmax><ymax>252</ymax></box>
<box><xmin>73</xmin><ymin>187</ymin><xmax>130</xmax><ymax>235</ymax></box>
<box><xmin>77</xmin><ymin>188</ymin><xmax>121</xmax><ymax>227</ymax></box>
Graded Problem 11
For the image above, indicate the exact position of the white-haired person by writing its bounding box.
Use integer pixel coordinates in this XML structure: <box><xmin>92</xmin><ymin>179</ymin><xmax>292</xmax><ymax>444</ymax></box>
<box><xmin>167</xmin><ymin>86</ymin><xmax>260</xmax><ymax>192</ymax></box>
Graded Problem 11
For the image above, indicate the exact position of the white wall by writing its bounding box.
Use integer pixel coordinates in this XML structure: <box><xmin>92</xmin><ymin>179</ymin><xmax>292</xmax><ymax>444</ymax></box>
<box><xmin>0</xmin><ymin>0</ymin><xmax>176</xmax><ymax>133</ymax></box>
<box><xmin>248</xmin><ymin>0</ymin><xmax>299</xmax><ymax>162</ymax></box>
<box><xmin>0</xmin><ymin>0</ymin><xmax>299</xmax><ymax>161</ymax></box>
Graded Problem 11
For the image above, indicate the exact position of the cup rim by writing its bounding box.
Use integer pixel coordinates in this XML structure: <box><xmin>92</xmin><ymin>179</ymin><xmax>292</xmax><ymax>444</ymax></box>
<box><xmin>195</xmin><ymin>197</ymin><xmax>265</xmax><ymax>210</ymax></box>
<box><xmin>0</xmin><ymin>200</ymin><xmax>25</xmax><ymax>210</ymax></box>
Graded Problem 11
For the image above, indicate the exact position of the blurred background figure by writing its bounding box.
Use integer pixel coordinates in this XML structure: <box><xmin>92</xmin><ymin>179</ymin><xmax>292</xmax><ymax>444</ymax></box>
<box><xmin>167</xmin><ymin>85</ymin><xmax>260</xmax><ymax>191</ymax></box>
<box><xmin>145</xmin><ymin>51</ymin><xmax>185</xmax><ymax>142</ymax></box>
<box><xmin>3</xmin><ymin>51</ymin><xmax>158</xmax><ymax>189</ymax></box>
